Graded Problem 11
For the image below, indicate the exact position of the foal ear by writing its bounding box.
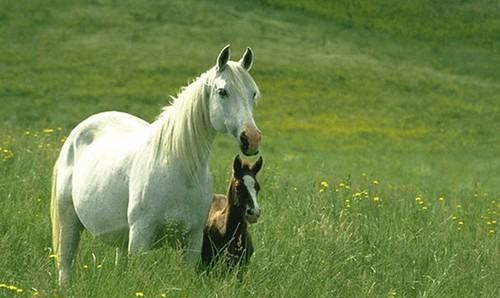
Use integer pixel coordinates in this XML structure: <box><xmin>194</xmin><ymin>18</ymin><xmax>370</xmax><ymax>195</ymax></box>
<box><xmin>239</xmin><ymin>47</ymin><xmax>253</xmax><ymax>71</ymax></box>
<box><xmin>233</xmin><ymin>154</ymin><xmax>243</xmax><ymax>177</ymax></box>
<box><xmin>216</xmin><ymin>44</ymin><xmax>231</xmax><ymax>71</ymax></box>
<box><xmin>252</xmin><ymin>156</ymin><xmax>263</xmax><ymax>175</ymax></box>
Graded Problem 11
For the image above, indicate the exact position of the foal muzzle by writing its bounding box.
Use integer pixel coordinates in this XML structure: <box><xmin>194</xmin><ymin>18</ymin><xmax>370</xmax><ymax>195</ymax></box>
<box><xmin>246</xmin><ymin>208</ymin><xmax>261</xmax><ymax>224</ymax></box>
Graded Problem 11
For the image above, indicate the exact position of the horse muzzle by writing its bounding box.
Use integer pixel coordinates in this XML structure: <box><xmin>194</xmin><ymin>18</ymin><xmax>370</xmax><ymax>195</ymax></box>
<box><xmin>239</xmin><ymin>125</ymin><xmax>262</xmax><ymax>156</ymax></box>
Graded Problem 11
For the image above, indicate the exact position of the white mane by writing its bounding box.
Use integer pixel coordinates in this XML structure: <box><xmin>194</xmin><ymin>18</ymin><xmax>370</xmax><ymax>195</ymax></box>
<box><xmin>150</xmin><ymin>70</ymin><xmax>213</xmax><ymax>177</ymax></box>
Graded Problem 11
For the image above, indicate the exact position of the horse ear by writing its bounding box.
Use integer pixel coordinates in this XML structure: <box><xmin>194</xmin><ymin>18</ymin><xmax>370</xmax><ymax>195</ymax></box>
<box><xmin>239</xmin><ymin>47</ymin><xmax>253</xmax><ymax>71</ymax></box>
<box><xmin>252</xmin><ymin>156</ymin><xmax>263</xmax><ymax>175</ymax></box>
<box><xmin>233</xmin><ymin>154</ymin><xmax>243</xmax><ymax>177</ymax></box>
<box><xmin>217</xmin><ymin>44</ymin><xmax>231</xmax><ymax>71</ymax></box>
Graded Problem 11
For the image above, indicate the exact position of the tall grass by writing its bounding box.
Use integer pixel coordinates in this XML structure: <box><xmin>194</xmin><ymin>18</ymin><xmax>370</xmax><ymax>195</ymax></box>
<box><xmin>1</xmin><ymin>0</ymin><xmax>499</xmax><ymax>297</ymax></box>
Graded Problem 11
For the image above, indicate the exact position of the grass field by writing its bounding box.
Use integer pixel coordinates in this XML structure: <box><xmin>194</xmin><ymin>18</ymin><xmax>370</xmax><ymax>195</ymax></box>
<box><xmin>1</xmin><ymin>0</ymin><xmax>499</xmax><ymax>297</ymax></box>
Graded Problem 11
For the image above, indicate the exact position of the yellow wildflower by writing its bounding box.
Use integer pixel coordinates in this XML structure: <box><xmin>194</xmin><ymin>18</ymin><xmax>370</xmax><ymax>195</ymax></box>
<box><xmin>320</xmin><ymin>181</ymin><xmax>329</xmax><ymax>188</ymax></box>
<box><xmin>373</xmin><ymin>196</ymin><xmax>380</xmax><ymax>202</ymax></box>
<box><xmin>373</xmin><ymin>180</ymin><xmax>379</xmax><ymax>185</ymax></box>
<box><xmin>135</xmin><ymin>292</ymin><xmax>145</xmax><ymax>297</ymax></box>
<box><xmin>43</xmin><ymin>128</ymin><xmax>54</xmax><ymax>134</ymax></box>
<box><xmin>1</xmin><ymin>148</ymin><xmax>14</xmax><ymax>161</ymax></box>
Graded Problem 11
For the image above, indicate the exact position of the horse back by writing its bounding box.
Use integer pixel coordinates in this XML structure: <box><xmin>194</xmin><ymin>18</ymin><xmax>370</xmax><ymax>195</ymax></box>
<box><xmin>70</xmin><ymin>111</ymin><xmax>148</xmax><ymax>148</ymax></box>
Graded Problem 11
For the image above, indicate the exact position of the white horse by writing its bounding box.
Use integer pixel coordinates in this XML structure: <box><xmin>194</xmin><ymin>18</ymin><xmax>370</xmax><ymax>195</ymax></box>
<box><xmin>50</xmin><ymin>45</ymin><xmax>262</xmax><ymax>286</ymax></box>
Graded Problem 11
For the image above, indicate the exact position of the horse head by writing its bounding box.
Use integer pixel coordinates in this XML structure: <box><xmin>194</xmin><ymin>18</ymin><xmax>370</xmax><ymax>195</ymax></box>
<box><xmin>208</xmin><ymin>45</ymin><xmax>262</xmax><ymax>156</ymax></box>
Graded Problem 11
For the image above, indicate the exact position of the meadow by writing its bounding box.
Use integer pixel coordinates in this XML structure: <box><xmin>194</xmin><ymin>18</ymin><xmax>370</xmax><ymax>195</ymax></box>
<box><xmin>1</xmin><ymin>0</ymin><xmax>499</xmax><ymax>297</ymax></box>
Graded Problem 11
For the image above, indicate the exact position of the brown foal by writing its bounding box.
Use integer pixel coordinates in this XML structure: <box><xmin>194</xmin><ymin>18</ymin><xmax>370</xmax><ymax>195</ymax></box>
<box><xmin>201</xmin><ymin>155</ymin><xmax>263</xmax><ymax>270</ymax></box>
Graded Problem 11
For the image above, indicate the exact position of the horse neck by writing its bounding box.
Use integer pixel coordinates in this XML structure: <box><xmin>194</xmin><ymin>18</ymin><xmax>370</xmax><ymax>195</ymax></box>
<box><xmin>152</xmin><ymin>73</ymin><xmax>216</xmax><ymax>177</ymax></box>
<box><xmin>223</xmin><ymin>178</ymin><xmax>247</xmax><ymax>237</ymax></box>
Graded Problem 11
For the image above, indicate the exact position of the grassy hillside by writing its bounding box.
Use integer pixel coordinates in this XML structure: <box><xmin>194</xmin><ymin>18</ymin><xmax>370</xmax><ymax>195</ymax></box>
<box><xmin>1</xmin><ymin>0</ymin><xmax>499</xmax><ymax>297</ymax></box>
<box><xmin>262</xmin><ymin>0</ymin><xmax>500</xmax><ymax>50</ymax></box>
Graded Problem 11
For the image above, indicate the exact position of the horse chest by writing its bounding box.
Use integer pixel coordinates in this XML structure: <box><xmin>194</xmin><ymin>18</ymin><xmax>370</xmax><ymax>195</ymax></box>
<box><xmin>128</xmin><ymin>167</ymin><xmax>212</xmax><ymax>226</ymax></box>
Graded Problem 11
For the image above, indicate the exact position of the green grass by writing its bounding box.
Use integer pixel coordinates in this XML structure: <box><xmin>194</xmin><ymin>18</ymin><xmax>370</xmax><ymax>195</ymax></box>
<box><xmin>1</xmin><ymin>0</ymin><xmax>499</xmax><ymax>297</ymax></box>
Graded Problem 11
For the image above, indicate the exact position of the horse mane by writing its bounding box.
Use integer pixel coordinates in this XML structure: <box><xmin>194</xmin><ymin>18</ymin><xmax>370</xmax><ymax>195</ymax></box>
<box><xmin>150</xmin><ymin>70</ymin><xmax>213</xmax><ymax>177</ymax></box>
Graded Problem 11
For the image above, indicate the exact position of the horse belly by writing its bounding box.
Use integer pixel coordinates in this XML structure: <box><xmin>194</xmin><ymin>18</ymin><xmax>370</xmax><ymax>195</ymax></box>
<box><xmin>72</xmin><ymin>143</ymin><xmax>131</xmax><ymax>244</ymax></box>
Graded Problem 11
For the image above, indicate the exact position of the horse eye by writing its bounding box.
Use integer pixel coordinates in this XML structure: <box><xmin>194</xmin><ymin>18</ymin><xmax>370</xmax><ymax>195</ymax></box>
<box><xmin>217</xmin><ymin>88</ymin><xmax>228</xmax><ymax>97</ymax></box>
<box><xmin>252</xmin><ymin>92</ymin><xmax>257</xmax><ymax>98</ymax></box>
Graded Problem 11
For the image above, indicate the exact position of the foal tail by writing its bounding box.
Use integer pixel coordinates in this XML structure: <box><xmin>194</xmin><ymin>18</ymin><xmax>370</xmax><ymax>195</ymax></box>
<box><xmin>50</xmin><ymin>163</ymin><xmax>60</xmax><ymax>260</ymax></box>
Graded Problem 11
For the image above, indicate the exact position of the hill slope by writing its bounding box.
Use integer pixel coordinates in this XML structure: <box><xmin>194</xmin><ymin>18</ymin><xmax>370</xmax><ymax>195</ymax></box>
<box><xmin>0</xmin><ymin>1</ymin><xmax>499</xmax><ymax>297</ymax></box>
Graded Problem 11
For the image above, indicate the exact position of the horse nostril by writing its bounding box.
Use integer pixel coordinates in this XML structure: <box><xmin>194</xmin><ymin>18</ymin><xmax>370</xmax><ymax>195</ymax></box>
<box><xmin>239</xmin><ymin>132</ymin><xmax>249</xmax><ymax>151</ymax></box>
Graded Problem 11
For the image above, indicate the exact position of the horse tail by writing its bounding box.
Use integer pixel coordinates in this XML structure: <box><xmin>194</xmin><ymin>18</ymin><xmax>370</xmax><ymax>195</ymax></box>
<box><xmin>50</xmin><ymin>163</ymin><xmax>60</xmax><ymax>260</ymax></box>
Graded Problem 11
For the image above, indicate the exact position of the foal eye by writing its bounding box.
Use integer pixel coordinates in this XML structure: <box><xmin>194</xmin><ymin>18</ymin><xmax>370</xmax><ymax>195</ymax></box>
<box><xmin>252</xmin><ymin>91</ymin><xmax>257</xmax><ymax>98</ymax></box>
<box><xmin>217</xmin><ymin>88</ymin><xmax>228</xmax><ymax>97</ymax></box>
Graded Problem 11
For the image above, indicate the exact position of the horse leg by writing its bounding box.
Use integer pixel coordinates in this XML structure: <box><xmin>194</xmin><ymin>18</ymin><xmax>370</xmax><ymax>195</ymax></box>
<box><xmin>185</xmin><ymin>224</ymin><xmax>204</xmax><ymax>266</ymax></box>
<box><xmin>57</xmin><ymin>199</ymin><xmax>83</xmax><ymax>286</ymax></box>
<box><xmin>128</xmin><ymin>219</ymin><xmax>157</xmax><ymax>254</ymax></box>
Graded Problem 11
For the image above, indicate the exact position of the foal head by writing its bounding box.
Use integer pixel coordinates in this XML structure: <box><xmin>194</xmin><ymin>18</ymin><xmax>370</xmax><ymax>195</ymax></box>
<box><xmin>230</xmin><ymin>155</ymin><xmax>263</xmax><ymax>224</ymax></box>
